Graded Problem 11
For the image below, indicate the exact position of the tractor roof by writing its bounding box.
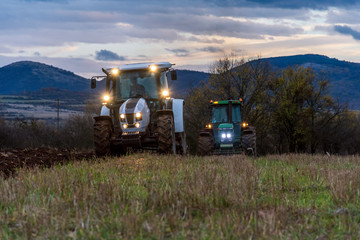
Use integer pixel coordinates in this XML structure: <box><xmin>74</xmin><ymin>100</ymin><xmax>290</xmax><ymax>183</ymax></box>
<box><xmin>106</xmin><ymin>62</ymin><xmax>173</xmax><ymax>72</ymax></box>
<box><xmin>211</xmin><ymin>100</ymin><xmax>242</xmax><ymax>105</ymax></box>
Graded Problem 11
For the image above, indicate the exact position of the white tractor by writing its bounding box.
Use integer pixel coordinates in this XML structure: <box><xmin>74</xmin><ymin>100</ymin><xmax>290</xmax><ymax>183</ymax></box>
<box><xmin>90</xmin><ymin>62</ymin><xmax>186</xmax><ymax>156</ymax></box>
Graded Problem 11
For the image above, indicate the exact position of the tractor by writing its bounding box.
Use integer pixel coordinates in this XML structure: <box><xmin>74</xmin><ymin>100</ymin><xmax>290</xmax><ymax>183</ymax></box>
<box><xmin>197</xmin><ymin>100</ymin><xmax>256</xmax><ymax>156</ymax></box>
<box><xmin>90</xmin><ymin>62</ymin><xmax>186</xmax><ymax>156</ymax></box>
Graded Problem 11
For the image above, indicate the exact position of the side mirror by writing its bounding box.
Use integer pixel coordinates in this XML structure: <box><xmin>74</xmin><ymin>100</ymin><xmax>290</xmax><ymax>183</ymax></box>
<box><xmin>91</xmin><ymin>78</ymin><xmax>96</xmax><ymax>89</ymax></box>
<box><xmin>170</xmin><ymin>70</ymin><xmax>177</xmax><ymax>80</ymax></box>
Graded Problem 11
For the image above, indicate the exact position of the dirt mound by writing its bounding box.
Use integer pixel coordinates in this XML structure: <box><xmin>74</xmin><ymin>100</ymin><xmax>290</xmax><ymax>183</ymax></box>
<box><xmin>0</xmin><ymin>147</ymin><xmax>94</xmax><ymax>177</ymax></box>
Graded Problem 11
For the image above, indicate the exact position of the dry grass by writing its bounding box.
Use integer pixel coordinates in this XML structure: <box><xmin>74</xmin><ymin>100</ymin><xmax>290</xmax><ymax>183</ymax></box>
<box><xmin>1</xmin><ymin>153</ymin><xmax>360</xmax><ymax>239</ymax></box>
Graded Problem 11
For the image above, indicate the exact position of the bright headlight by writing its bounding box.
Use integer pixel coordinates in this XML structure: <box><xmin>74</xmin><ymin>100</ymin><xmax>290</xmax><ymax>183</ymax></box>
<box><xmin>135</xmin><ymin>112</ymin><xmax>141</xmax><ymax>118</ymax></box>
<box><xmin>162</xmin><ymin>90</ymin><xmax>169</xmax><ymax>97</ymax></box>
<box><xmin>135</xmin><ymin>122</ymin><xmax>140</xmax><ymax>128</ymax></box>
<box><xmin>120</xmin><ymin>114</ymin><xmax>125</xmax><ymax>119</ymax></box>
<box><xmin>149</xmin><ymin>65</ymin><xmax>157</xmax><ymax>72</ymax></box>
<box><xmin>111</xmin><ymin>68</ymin><xmax>119</xmax><ymax>75</ymax></box>
<box><xmin>221</xmin><ymin>133</ymin><xmax>226</xmax><ymax>139</ymax></box>
<box><xmin>122</xmin><ymin>123</ymin><xmax>128</xmax><ymax>129</ymax></box>
<box><xmin>103</xmin><ymin>94</ymin><xmax>110</xmax><ymax>101</ymax></box>
<box><xmin>227</xmin><ymin>133</ymin><xmax>231</xmax><ymax>138</ymax></box>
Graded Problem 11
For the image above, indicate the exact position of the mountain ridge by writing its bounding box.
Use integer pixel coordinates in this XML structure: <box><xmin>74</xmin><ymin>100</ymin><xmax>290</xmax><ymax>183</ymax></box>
<box><xmin>1</xmin><ymin>55</ymin><xmax>360</xmax><ymax>108</ymax></box>
<box><xmin>0</xmin><ymin>61</ymin><xmax>89</xmax><ymax>94</ymax></box>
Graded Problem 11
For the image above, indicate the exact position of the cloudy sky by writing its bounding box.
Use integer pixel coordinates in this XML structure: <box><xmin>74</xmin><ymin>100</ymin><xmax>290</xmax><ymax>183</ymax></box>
<box><xmin>1</xmin><ymin>0</ymin><xmax>360</xmax><ymax>77</ymax></box>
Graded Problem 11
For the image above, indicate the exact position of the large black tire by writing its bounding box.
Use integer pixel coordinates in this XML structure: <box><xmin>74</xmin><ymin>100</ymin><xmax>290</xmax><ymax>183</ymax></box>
<box><xmin>197</xmin><ymin>133</ymin><xmax>214</xmax><ymax>156</ymax></box>
<box><xmin>241</xmin><ymin>127</ymin><xmax>256</xmax><ymax>156</ymax></box>
<box><xmin>94</xmin><ymin>118</ymin><xmax>112</xmax><ymax>156</ymax></box>
<box><xmin>157</xmin><ymin>114</ymin><xmax>176</xmax><ymax>154</ymax></box>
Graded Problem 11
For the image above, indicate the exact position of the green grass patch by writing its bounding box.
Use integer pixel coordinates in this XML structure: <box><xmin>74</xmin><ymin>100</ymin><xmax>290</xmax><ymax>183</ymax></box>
<box><xmin>1</xmin><ymin>154</ymin><xmax>360</xmax><ymax>239</ymax></box>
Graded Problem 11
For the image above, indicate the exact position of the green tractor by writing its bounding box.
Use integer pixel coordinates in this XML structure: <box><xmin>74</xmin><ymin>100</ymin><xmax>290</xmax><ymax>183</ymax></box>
<box><xmin>197</xmin><ymin>100</ymin><xmax>256</xmax><ymax>156</ymax></box>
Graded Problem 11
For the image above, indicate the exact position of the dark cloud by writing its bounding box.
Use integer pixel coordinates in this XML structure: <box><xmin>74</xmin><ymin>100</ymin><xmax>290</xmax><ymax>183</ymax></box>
<box><xmin>165</xmin><ymin>48</ymin><xmax>190</xmax><ymax>57</ymax></box>
<box><xmin>124</xmin><ymin>13</ymin><xmax>303</xmax><ymax>39</ymax></box>
<box><xmin>334</xmin><ymin>25</ymin><xmax>360</xmax><ymax>40</ymax></box>
<box><xmin>212</xmin><ymin>0</ymin><xmax>359</xmax><ymax>9</ymax></box>
<box><xmin>23</xmin><ymin>0</ymin><xmax>67</xmax><ymax>2</ymax></box>
<box><xmin>326</xmin><ymin>9</ymin><xmax>360</xmax><ymax>24</ymax></box>
<box><xmin>95</xmin><ymin>50</ymin><xmax>126</xmax><ymax>61</ymax></box>
<box><xmin>197</xmin><ymin>47</ymin><xmax>223</xmax><ymax>53</ymax></box>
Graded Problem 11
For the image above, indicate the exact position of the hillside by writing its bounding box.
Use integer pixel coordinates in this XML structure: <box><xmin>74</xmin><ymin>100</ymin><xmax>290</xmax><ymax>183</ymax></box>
<box><xmin>1</xmin><ymin>55</ymin><xmax>360</xmax><ymax>108</ymax></box>
<box><xmin>0</xmin><ymin>61</ymin><xmax>208</xmax><ymax>98</ymax></box>
<box><xmin>168</xmin><ymin>70</ymin><xmax>209</xmax><ymax>97</ymax></box>
<box><xmin>263</xmin><ymin>54</ymin><xmax>360</xmax><ymax>108</ymax></box>
<box><xmin>0</xmin><ymin>61</ymin><xmax>89</xmax><ymax>94</ymax></box>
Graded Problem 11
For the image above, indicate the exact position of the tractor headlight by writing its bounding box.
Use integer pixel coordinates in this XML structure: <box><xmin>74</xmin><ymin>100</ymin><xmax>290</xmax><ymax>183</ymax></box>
<box><xmin>135</xmin><ymin>122</ymin><xmax>140</xmax><ymax>128</ymax></box>
<box><xmin>149</xmin><ymin>65</ymin><xmax>157</xmax><ymax>72</ymax></box>
<box><xmin>242</xmin><ymin>122</ymin><xmax>249</xmax><ymax>128</ymax></box>
<box><xmin>120</xmin><ymin>114</ymin><xmax>125</xmax><ymax>122</ymax></box>
<box><xmin>221</xmin><ymin>133</ymin><xmax>226</xmax><ymax>139</ymax></box>
<box><xmin>162</xmin><ymin>90</ymin><xmax>169</xmax><ymax>97</ymax></box>
<box><xmin>111</xmin><ymin>68</ymin><xmax>119</xmax><ymax>75</ymax></box>
<box><xmin>206</xmin><ymin>124</ymin><xmax>212</xmax><ymax>129</ymax></box>
<box><xmin>227</xmin><ymin>133</ymin><xmax>232</xmax><ymax>139</ymax></box>
<box><xmin>122</xmin><ymin>123</ymin><xmax>128</xmax><ymax>129</ymax></box>
<box><xmin>103</xmin><ymin>94</ymin><xmax>110</xmax><ymax>101</ymax></box>
<box><xmin>135</xmin><ymin>112</ymin><xmax>142</xmax><ymax>120</ymax></box>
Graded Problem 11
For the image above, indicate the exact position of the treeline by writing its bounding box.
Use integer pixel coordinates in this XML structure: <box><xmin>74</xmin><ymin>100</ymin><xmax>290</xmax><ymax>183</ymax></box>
<box><xmin>184</xmin><ymin>54</ymin><xmax>360</xmax><ymax>155</ymax></box>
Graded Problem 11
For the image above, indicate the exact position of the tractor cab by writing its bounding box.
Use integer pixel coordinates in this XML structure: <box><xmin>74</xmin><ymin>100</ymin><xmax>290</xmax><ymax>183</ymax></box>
<box><xmin>91</xmin><ymin>62</ymin><xmax>176</xmax><ymax>104</ymax></box>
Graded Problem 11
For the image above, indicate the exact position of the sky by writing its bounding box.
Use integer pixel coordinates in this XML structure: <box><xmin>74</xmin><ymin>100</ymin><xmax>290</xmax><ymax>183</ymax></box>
<box><xmin>1</xmin><ymin>0</ymin><xmax>360</xmax><ymax>77</ymax></box>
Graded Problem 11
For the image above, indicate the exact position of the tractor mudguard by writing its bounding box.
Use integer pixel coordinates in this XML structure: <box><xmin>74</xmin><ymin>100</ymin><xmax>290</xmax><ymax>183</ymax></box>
<box><xmin>94</xmin><ymin>116</ymin><xmax>113</xmax><ymax>130</ymax></box>
<box><xmin>172</xmin><ymin>99</ymin><xmax>184</xmax><ymax>133</ymax></box>
<box><xmin>94</xmin><ymin>115</ymin><xmax>112</xmax><ymax>122</ymax></box>
<box><xmin>199</xmin><ymin>128</ymin><xmax>212</xmax><ymax>136</ymax></box>
<box><xmin>156</xmin><ymin>109</ymin><xmax>174</xmax><ymax>118</ymax></box>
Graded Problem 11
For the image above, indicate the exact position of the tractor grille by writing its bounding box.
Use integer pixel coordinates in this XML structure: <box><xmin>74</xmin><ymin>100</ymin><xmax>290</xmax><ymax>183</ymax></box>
<box><xmin>126</xmin><ymin>113</ymin><xmax>134</xmax><ymax>124</ymax></box>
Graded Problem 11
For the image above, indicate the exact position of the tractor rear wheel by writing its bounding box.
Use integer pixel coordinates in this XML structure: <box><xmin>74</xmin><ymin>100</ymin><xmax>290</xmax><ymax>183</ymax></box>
<box><xmin>157</xmin><ymin>114</ymin><xmax>176</xmax><ymax>154</ymax></box>
<box><xmin>241</xmin><ymin>127</ymin><xmax>256</xmax><ymax>156</ymax></box>
<box><xmin>94</xmin><ymin>118</ymin><xmax>112</xmax><ymax>156</ymax></box>
<box><xmin>198</xmin><ymin>133</ymin><xmax>213</xmax><ymax>155</ymax></box>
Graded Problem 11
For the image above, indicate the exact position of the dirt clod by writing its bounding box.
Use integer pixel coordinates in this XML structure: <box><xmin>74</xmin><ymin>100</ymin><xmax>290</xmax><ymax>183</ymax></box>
<box><xmin>0</xmin><ymin>148</ymin><xmax>94</xmax><ymax>177</ymax></box>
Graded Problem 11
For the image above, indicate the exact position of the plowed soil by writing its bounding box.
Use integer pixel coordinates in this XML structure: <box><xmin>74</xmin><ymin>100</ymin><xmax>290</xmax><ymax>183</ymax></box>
<box><xmin>0</xmin><ymin>148</ymin><xmax>94</xmax><ymax>177</ymax></box>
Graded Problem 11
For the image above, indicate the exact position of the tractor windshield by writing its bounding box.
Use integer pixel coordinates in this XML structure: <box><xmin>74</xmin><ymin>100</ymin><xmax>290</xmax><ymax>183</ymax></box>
<box><xmin>115</xmin><ymin>70</ymin><xmax>159</xmax><ymax>100</ymax></box>
<box><xmin>212</xmin><ymin>106</ymin><xmax>228</xmax><ymax>123</ymax></box>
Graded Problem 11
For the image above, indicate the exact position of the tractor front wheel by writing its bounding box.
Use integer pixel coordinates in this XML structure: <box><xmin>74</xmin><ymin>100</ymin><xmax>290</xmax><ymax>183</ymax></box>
<box><xmin>157</xmin><ymin>114</ymin><xmax>176</xmax><ymax>154</ymax></box>
<box><xmin>94</xmin><ymin>117</ymin><xmax>112</xmax><ymax>156</ymax></box>
<box><xmin>198</xmin><ymin>133</ymin><xmax>214</xmax><ymax>156</ymax></box>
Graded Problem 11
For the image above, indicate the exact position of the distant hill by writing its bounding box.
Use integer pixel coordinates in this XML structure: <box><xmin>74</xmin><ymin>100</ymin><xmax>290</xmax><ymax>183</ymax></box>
<box><xmin>263</xmin><ymin>54</ymin><xmax>360</xmax><ymax>109</ymax></box>
<box><xmin>168</xmin><ymin>70</ymin><xmax>209</xmax><ymax>97</ymax></box>
<box><xmin>1</xmin><ymin>56</ymin><xmax>360</xmax><ymax>108</ymax></box>
<box><xmin>0</xmin><ymin>61</ymin><xmax>89</xmax><ymax>94</ymax></box>
<box><xmin>0</xmin><ymin>61</ymin><xmax>208</xmax><ymax>99</ymax></box>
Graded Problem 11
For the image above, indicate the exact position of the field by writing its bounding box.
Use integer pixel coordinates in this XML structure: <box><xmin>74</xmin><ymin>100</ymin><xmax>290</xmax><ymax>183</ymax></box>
<box><xmin>1</xmin><ymin>153</ymin><xmax>360</xmax><ymax>239</ymax></box>
<box><xmin>0</xmin><ymin>94</ymin><xmax>88</xmax><ymax>123</ymax></box>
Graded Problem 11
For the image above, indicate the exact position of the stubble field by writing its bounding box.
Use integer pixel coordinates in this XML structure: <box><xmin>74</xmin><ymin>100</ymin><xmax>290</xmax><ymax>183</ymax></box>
<box><xmin>0</xmin><ymin>152</ymin><xmax>360</xmax><ymax>239</ymax></box>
